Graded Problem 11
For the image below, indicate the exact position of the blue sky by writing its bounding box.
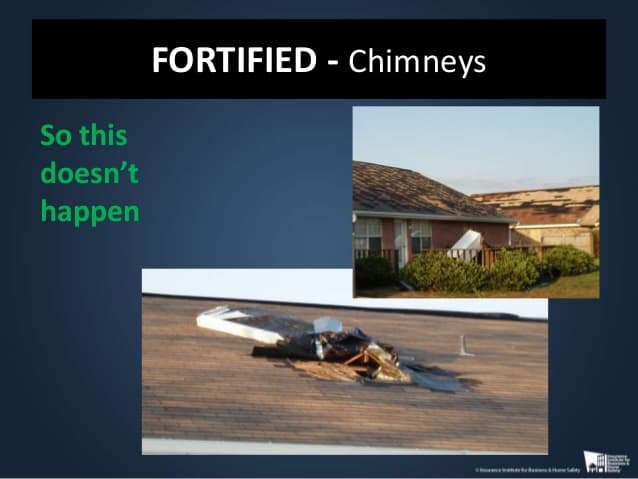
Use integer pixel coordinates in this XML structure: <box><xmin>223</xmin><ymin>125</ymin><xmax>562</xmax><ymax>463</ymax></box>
<box><xmin>353</xmin><ymin>106</ymin><xmax>599</xmax><ymax>194</ymax></box>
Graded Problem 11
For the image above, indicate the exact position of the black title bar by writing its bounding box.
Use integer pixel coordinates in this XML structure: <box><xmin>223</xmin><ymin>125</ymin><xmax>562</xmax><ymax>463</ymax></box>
<box><xmin>32</xmin><ymin>19</ymin><xmax>606</xmax><ymax>99</ymax></box>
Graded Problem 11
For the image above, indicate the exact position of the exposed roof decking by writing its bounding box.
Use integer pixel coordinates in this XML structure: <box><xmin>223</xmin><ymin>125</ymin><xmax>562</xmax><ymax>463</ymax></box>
<box><xmin>143</xmin><ymin>296</ymin><xmax>547</xmax><ymax>453</ymax></box>
<box><xmin>353</xmin><ymin>161</ymin><xmax>511</xmax><ymax>222</ymax></box>
<box><xmin>472</xmin><ymin>185</ymin><xmax>599</xmax><ymax>226</ymax></box>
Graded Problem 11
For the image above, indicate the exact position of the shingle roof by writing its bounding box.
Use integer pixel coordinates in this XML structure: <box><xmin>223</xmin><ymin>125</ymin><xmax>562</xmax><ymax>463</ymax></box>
<box><xmin>353</xmin><ymin>161</ymin><xmax>510</xmax><ymax>221</ymax></box>
<box><xmin>471</xmin><ymin>185</ymin><xmax>599</xmax><ymax>226</ymax></box>
<box><xmin>143</xmin><ymin>295</ymin><xmax>548</xmax><ymax>453</ymax></box>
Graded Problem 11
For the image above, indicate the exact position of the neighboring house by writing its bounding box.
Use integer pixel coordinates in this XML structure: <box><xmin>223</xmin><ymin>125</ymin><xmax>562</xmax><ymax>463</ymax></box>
<box><xmin>353</xmin><ymin>161</ymin><xmax>514</xmax><ymax>269</ymax></box>
<box><xmin>472</xmin><ymin>185</ymin><xmax>600</xmax><ymax>255</ymax></box>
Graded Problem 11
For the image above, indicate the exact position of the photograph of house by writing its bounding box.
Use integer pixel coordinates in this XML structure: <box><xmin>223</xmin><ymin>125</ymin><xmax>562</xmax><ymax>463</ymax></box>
<box><xmin>352</xmin><ymin>106</ymin><xmax>599</xmax><ymax>298</ymax></box>
<box><xmin>472</xmin><ymin>185</ymin><xmax>599</xmax><ymax>256</ymax></box>
<box><xmin>353</xmin><ymin>161</ymin><xmax>515</xmax><ymax>271</ymax></box>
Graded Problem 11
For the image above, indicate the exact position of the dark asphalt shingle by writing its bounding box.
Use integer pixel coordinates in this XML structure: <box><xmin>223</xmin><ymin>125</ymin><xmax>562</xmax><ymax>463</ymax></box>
<box><xmin>353</xmin><ymin>161</ymin><xmax>508</xmax><ymax>219</ymax></box>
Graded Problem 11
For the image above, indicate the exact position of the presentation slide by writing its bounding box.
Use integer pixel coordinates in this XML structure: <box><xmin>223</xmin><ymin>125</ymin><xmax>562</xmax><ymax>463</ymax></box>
<box><xmin>4</xmin><ymin>2</ymin><xmax>636</xmax><ymax>477</ymax></box>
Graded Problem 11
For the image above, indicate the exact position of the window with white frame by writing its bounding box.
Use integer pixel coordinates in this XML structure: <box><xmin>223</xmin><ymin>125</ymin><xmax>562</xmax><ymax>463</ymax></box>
<box><xmin>410</xmin><ymin>220</ymin><xmax>432</xmax><ymax>255</ymax></box>
<box><xmin>354</xmin><ymin>218</ymin><xmax>382</xmax><ymax>253</ymax></box>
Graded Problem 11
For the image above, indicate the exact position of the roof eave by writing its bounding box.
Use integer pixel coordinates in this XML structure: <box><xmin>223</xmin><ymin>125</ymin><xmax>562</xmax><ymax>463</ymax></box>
<box><xmin>513</xmin><ymin>223</ymin><xmax>586</xmax><ymax>229</ymax></box>
<box><xmin>353</xmin><ymin>209</ymin><xmax>516</xmax><ymax>224</ymax></box>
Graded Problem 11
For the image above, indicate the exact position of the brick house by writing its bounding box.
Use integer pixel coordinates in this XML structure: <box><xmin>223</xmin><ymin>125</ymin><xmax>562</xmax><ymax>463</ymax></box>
<box><xmin>353</xmin><ymin>161</ymin><xmax>514</xmax><ymax>269</ymax></box>
<box><xmin>471</xmin><ymin>185</ymin><xmax>600</xmax><ymax>255</ymax></box>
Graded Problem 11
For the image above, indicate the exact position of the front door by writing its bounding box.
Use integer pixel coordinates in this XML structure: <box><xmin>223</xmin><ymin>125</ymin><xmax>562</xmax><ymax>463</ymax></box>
<box><xmin>394</xmin><ymin>219</ymin><xmax>408</xmax><ymax>269</ymax></box>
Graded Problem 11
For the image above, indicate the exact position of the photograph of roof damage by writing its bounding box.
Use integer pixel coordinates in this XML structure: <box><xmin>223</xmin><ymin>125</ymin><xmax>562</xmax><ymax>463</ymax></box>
<box><xmin>142</xmin><ymin>295</ymin><xmax>547</xmax><ymax>454</ymax></box>
<box><xmin>352</xmin><ymin>106</ymin><xmax>599</xmax><ymax>298</ymax></box>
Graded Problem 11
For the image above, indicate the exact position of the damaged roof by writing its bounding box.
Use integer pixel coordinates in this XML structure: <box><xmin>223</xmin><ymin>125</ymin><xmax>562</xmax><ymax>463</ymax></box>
<box><xmin>197</xmin><ymin>306</ymin><xmax>472</xmax><ymax>392</ymax></box>
<box><xmin>471</xmin><ymin>185</ymin><xmax>599</xmax><ymax>226</ymax></box>
<box><xmin>143</xmin><ymin>296</ymin><xmax>548</xmax><ymax>453</ymax></box>
<box><xmin>353</xmin><ymin>161</ymin><xmax>513</xmax><ymax>222</ymax></box>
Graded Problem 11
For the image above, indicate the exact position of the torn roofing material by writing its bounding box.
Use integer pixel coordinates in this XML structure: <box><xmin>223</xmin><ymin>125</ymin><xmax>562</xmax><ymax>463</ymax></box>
<box><xmin>197</xmin><ymin>306</ymin><xmax>475</xmax><ymax>392</ymax></box>
<box><xmin>471</xmin><ymin>185</ymin><xmax>599</xmax><ymax>226</ymax></box>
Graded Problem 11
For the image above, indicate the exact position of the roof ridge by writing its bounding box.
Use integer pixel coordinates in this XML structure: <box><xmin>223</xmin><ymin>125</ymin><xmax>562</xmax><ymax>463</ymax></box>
<box><xmin>353</xmin><ymin>160</ymin><xmax>415</xmax><ymax>173</ymax></box>
<box><xmin>353</xmin><ymin>161</ymin><xmax>468</xmax><ymax>195</ymax></box>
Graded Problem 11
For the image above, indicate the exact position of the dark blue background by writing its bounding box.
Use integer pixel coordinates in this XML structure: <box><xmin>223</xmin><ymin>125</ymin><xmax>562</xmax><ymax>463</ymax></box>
<box><xmin>4</xmin><ymin>0</ymin><xmax>638</xmax><ymax>476</ymax></box>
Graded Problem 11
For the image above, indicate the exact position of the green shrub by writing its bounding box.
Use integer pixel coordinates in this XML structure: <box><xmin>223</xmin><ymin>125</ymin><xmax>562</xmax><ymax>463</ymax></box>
<box><xmin>400</xmin><ymin>249</ymin><xmax>562</xmax><ymax>293</ymax></box>
<box><xmin>355</xmin><ymin>256</ymin><xmax>396</xmax><ymax>288</ymax></box>
<box><xmin>544</xmin><ymin>245</ymin><xmax>597</xmax><ymax>276</ymax></box>
<box><xmin>535</xmin><ymin>258</ymin><xmax>556</xmax><ymax>283</ymax></box>
<box><xmin>488</xmin><ymin>249</ymin><xmax>542</xmax><ymax>291</ymax></box>
<box><xmin>400</xmin><ymin>252</ymin><xmax>489</xmax><ymax>293</ymax></box>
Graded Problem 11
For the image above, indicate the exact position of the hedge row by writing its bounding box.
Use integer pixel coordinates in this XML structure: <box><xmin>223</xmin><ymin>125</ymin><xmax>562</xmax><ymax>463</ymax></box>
<box><xmin>398</xmin><ymin>246</ymin><xmax>597</xmax><ymax>293</ymax></box>
<box><xmin>399</xmin><ymin>252</ymin><xmax>489</xmax><ymax>293</ymax></box>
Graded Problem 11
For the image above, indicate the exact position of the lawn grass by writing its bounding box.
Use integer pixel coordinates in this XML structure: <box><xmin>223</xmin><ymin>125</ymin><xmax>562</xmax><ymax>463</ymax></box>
<box><xmin>356</xmin><ymin>270</ymin><xmax>599</xmax><ymax>299</ymax></box>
